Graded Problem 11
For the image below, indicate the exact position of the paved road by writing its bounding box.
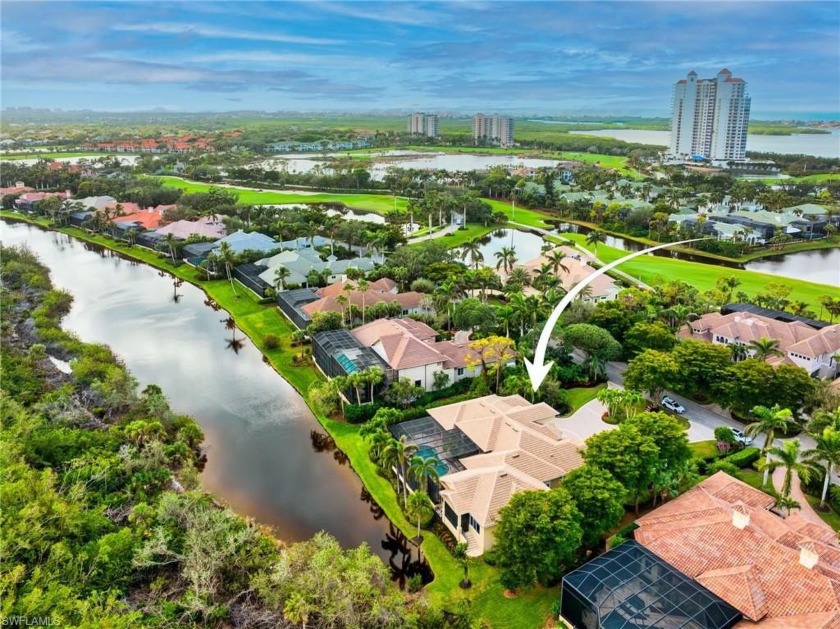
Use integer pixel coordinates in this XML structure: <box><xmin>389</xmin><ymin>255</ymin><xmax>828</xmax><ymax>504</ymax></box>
<box><xmin>406</xmin><ymin>223</ymin><xmax>458</xmax><ymax>244</ymax></box>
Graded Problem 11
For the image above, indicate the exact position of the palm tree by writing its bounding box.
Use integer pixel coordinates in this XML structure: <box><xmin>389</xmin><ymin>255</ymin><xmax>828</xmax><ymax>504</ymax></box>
<box><xmin>807</xmin><ymin>408</ymin><xmax>840</xmax><ymax>435</ymax></box>
<box><xmin>382</xmin><ymin>436</ymin><xmax>418</xmax><ymax>507</ymax></box>
<box><xmin>216</xmin><ymin>241</ymin><xmax>237</xmax><ymax>294</ymax></box>
<box><xmin>357</xmin><ymin>278</ymin><xmax>370</xmax><ymax>322</ymax></box>
<box><xmin>773</xmin><ymin>493</ymin><xmax>801</xmax><ymax>518</ymax></box>
<box><xmin>804</xmin><ymin>427</ymin><xmax>840</xmax><ymax>509</ymax></box>
<box><xmin>745</xmin><ymin>404</ymin><xmax>795</xmax><ymax>486</ymax></box>
<box><xmin>460</xmin><ymin>241</ymin><xmax>484</xmax><ymax>270</ymax></box>
<box><xmin>433</xmin><ymin>279</ymin><xmax>464</xmax><ymax>329</ymax></box>
<box><xmin>494</xmin><ymin>246</ymin><xmax>517</xmax><ymax>274</ymax></box>
<box><xmin>748</xmin><ymin>337</ymin><xmax>784</xmax><ymax>361</ymax></box>
<box><xmin>406</xmin><ymin>490</ymin><xmax>434</xmax><ymax>545</ymax></box>
<box><xmin>409</xmin><ymin>455</ymin><xmax>440</xmax><ymax>494</ymax></box>
<box><xmin>504</xmin><ymin>267</ymin><xmax>531</xmax><ymax>292</ymax></box>
<box><xmin>272</xmin><ymin>265</ymin><xmax>291</xmax><ymax>292</ymax></box>
<box><xmin>763</xmin><ymin>439</ymin><xmax>811</xmax><ymax>498</ymax></box>
<box><xmin>716</xmin><ymin>275</ymin><xmax>741</xmax><ymax>304</ymax></box>
<box><xmin>546</xmin><ymin>248</ymin><xmax>569</xmax><ymax>275</ymax></box>
<box><xmin>364</xmin><ymin>366</ymin><xmax>385</xmax><ymax>403</ymax></box>
<box><xmin>585</xmin><ymin>229</ymin><xmax>606</xmax><ymax>255</ymax></box>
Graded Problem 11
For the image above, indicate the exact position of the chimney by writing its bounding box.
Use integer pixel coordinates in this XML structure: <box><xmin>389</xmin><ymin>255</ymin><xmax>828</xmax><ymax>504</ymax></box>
<box><xmin>800</xmin><ymin>543</ymin><xmax>818</xmax><ymax>570</ymax></box>
<box><xmin>732</xmin><ymin>504</ymin><xmax>750</xmax><ymax>530</ymax></box>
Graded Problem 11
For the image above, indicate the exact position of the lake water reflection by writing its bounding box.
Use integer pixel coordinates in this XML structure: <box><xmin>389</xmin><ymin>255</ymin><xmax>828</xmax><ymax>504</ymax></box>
<box><xmin>0</xmin><ymin>220</ymin><xmax>427</xmax><ymax>581</ymax></box>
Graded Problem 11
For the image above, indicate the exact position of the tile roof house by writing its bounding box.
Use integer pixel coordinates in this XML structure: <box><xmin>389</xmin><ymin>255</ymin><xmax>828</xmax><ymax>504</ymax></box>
<box><xmin>13</xmin><ymin>190</ymin><xmax>70</xmax><ymax>212</ymax></box>
<box><xmin>686</xmin><ymin>311</ymin><xmax>840</xmax><ymax>378</ymax></box>
<box><xmin>634</xmin><ymin>472</ymin><xmax>840</xmax><ymax>628</ymax></box>
<box><xmin>513</xmin><ymin>246</ymin><xmax>620</xmax><ymax>303</ymax></box>
<box><xmin>350</xmin><ymin>317</ymin><xmax>485</xmax><ymax>391</ymax></box>
<box><xmin>109</xmin><ymin>206</ymin><xmax>165</xmax><ymax>231</ymax></box>
<box><xmin>155</xmin><ymin>216</ymin><xmax>227</xmax><ymax>240</ymax></box>
<box><xmin>428</xmin><ymin>394</ymin><xmax>583</xmax><ymax>555</ymax></box>
<box><xmin>214</xmin><ymin>229</ymin><xmax>278</xmax><ymax>255</ymax></box>
<box><xmin>257</xmin><ymin>248</ymin><xmax>376</xmax><ymax>288</ymax></box>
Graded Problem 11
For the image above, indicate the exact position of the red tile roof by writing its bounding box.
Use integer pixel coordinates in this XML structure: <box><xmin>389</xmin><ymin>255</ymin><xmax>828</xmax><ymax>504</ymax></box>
<box><xmin>635</xmin><ymin>473</ymin><xmax>840</xmax><ymax>626</ymax></box>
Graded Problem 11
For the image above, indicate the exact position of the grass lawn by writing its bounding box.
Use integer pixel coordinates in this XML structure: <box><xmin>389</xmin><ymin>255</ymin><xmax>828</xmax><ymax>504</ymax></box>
<box><xmin>564</xmin><ymin>384</ymin><xmax>606</xmax><ymax>415</ymax></box>
<box><xmin>803</xmin><ymin>494</ymin><xmax>840</xmax><ymax>533</ymax></box>
<box><xmin>484</xmin><ymin>198</ymin><xmax>554</xmax><ymax>230</ymax></box>
<box><xmin>561</xmin><ymin>232</ymin><xmax>835</xmax><ymax>312</ymax></box>
<box><xmin>437</xmin><ymin>223</ymin><xmax>497</xmax><ymax>247</ymax></box>
<box><xmin>689</xmin><ymin>440</ymin><xmax>719</xmax><ymax>460</ymax></box>
<box><xmin>0</xmin><ymin>151</ymin><xmax>118</xmax><ymax>161</ymax></box>
<box><xmin>156</xmin><ymin>176</ymin><xmax>410</xmax><ymax>214</ymax></box>
<box><xmin>736</xmin><ymin>468</ymin><xmax>767</xmax><ymax>491</ymax></box>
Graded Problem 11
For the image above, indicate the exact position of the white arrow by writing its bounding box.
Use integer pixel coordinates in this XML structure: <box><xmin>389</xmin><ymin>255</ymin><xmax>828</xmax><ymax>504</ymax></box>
<box><xmin>524</xmin><ymin>238</ymin><xmax>707</xmax><ymax>391</ymax></box>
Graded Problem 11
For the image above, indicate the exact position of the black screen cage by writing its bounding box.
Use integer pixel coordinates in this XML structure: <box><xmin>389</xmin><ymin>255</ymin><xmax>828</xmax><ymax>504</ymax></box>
<box><xmin>561</xmin><ymin>540</ymin><xmax>742</xmax><ymax>629</ymax></box>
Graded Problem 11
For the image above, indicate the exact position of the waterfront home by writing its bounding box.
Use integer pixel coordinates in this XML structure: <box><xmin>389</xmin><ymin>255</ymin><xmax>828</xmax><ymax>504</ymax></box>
<box><xmin>686</xmin><ymin>310</ymin><xmax>840</xmax><ymax>378</ymax></box>
<box><xmin>392</xmin><ymin>395</ymin><xmax>583</xmax><ymax>556</ymax></box>
<box><xmin>75</xmin><ymin>195</ymin><xmax>117</xmax><ymax>211</ymax></box>
<box><xmin>511</xmin><ymin>246</ymin><xmax>620</xmax><ymax>303</ymax></box>
<box><xmin>155</xmin><ymin>216</ymin><xmax>227</xmax><ymax>240</ymax></box>
<box><xmin>349</xmin><ymin>318</ymin><xmax>485</xmax><ymax>391</ymax></box>
<box><xmin>13</xmin><ymin>190</ymin><xmax>70</xmax><ymax>212</ymax></box>
<box><xmin>257</xmin><ymin>248</ymin><xmax>376</xmax><ymax>288</ymax></box>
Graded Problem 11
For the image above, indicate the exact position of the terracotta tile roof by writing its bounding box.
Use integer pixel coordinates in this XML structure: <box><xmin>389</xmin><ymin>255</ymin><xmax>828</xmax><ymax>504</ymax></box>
<box><xmin>635</xmin><ymin>472</ymin><xmax>840</xmax><ymax>625</ymax></box>
<box><xmin>376</xmin><ymin>332</ymin><xmax>445</xmax><ymax>369</ymax></box>
<box><xmin>110</xmin><ymin>207</ymin><xmax>163</xmax><ymax>229</ymax></box>
<box><xmin>431</xmin><ymin>340</ymin><xmax>481</xmax><ymax>369</ymax></box>
<box><xmin>301</xmin><ymin>291</ymin><xmax>425</xmax><ymax>317</ymax></box>
<box><xmin>433</xmin><ymin>395</ymin><xmax>583</xmax><ymax>529</ymax></box>
<box><xmin>687</xmin><ymin>311</ymin><xmax>838</xmax><ymax>359</ymax></box>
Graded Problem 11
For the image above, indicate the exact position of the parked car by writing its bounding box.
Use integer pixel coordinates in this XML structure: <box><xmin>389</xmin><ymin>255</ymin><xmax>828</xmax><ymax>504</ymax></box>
<box><xmin>729</xmin><ymin>427</ymin><xmax>753</xmax><ymax>446</ymax></box>
<box><xmin>660</xmin><ymin>395</ymin><xmax>686</xmax><ymax>414</ymax></box>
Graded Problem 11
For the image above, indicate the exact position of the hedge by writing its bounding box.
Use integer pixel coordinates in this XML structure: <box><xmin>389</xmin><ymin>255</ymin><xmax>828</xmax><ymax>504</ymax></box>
<box><xmin>606</xmin><ymin>522</ymin><xmax>639</xmax><ymax>550</ymax></box>
<box><xmin>343</xmin><ymin>379</ymin><xmax>473</xmax><ymax>424</ymax></box>
<box><xmin>723</xmin><ymin>446</ymin><xmax>761</xmax><ymax>469</ymax></box>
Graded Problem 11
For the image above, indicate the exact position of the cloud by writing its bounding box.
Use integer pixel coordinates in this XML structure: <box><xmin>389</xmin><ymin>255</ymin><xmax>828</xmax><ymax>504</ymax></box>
<box><xmin>0</xmin><ymin>29</ymin><xmax>46</xmax><ymax>53</ymax></box>
<box><xmin>314</xmin><ymin>1</ymin><xmax>443</xmax><ymax>26</ymax></box>
<box><xmin>112</xmin><ymin>21</ymin><xmax>344</xmax><ymax>45</ymax></box>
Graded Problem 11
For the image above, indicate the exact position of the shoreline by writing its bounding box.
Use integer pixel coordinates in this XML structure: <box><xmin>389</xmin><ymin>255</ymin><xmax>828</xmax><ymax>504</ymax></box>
<box><xmin>0</xmin><ymin>212</ymin><xmax>544</xmax><ymax>625</ymax></box>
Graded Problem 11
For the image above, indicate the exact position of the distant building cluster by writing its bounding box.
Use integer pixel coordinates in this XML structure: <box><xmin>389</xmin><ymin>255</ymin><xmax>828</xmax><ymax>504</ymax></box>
<box><xmin>669</xmin><ymin>68</ymin><xmax>751</xmax><ymax>163</ymax></box>
<box><xmin>408</xmin><ymin>113</ymin><xmax>439</xmax><ymax>138</ymax></box>
<box><xmin>267</xmin><ymin>138</ymin><xmax>372</xmax><ymax>153</ymax></box>
<box><xmin>79</xmin><ymin>132</ymin><xmax>240</xmax><ymax>154</ymax></box>
<box><xmin>473</xmin><ymin>114</ymin><xmax>515</xmax><ymax>148</ymax></box>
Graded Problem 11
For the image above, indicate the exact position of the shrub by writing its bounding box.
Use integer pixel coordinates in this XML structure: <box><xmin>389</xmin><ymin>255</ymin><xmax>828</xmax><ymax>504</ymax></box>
<box><xmin>830</xmin><ymin>485</ymin><xmax>840</xmax><ymax>513</ymax></box>
<box><xmin>344</xmin><ymin>403</ymin><xmax>382</xmax><ymax>424</ymax></box>
<box><xmin>263</xmin><ymin>334</ymin><xmax>280</xmax><ymax>350</ymax></box>
<box><xmin>482</xmin><ymin>550</ymin><xmax>498</xmax><ymax>566</ymax></box>
<box><xmin>714</xmin><ymin>426</ymin><xmax>738</xmax><ymax>447</ymax></box>
<box><xmin>723</xmin><ymin>446</ymin><xmax>761</xmax><ymax>469</ymax></box>
<box><xmin>407</xmin><ymin>574</ymin><xmax>424</xmax><ymax>593</ymax></box>
<box><xmin>707</xmin><ymin>460</ymin><xmax>741</xmax><ymax>477</ymax></box>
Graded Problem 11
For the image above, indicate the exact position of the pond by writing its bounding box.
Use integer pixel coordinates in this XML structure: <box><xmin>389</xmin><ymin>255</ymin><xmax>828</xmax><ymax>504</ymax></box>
<box><xmin>556</xmin><ymin>222</ymin><xmax>839</xmax><ymax>285</ymax></box>
<box><xmin>473</xmin><ymin>228</ymin><xmax>548</xmax><ymax>266</ymax></box>
<box><xmin>0</xmin><ymin>220</ymin><xmax>427</xmax><ymax>583</ymax></box>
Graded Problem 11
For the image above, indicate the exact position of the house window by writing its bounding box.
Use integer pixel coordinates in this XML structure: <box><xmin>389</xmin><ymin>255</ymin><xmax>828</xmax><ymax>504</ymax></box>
<box><xmin>456</xmin><ymin>367</ymin><xmax>465</xmax><ymax>376</ymax></box>
<box><xmin>415</xmin><ymin>380</ymin><xmax>422</xmax><ymax>387</ymax></box>
<box><xmin>444</xmin><ymin>502</ymin><xmax>458</xmax><ymax>529</ymax></box>
<box><xmin>469</xmin><ymin>515</ymin><xmax>481</xmax><ymax>534</ymax></box>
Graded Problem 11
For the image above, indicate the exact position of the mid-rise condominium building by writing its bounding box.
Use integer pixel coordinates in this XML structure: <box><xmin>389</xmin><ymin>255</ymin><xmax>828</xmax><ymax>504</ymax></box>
<box><xmin>473</xmin><ymin>114</ymin><xmax>514</xmax><ymax>148</ymax></box>
<box><xmin>408</xmin><ymin>113</ymin><xmax>439</xmax><ymax>138</ymax></box>
<box><xmin>669</xmin><ymin>68</ymin><xmax>751</xmax><ymax>162</ymax></box>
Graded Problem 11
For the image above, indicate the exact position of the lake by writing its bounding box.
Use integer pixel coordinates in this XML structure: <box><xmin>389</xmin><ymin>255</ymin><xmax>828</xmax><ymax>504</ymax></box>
<box><xmin>0</xmin><ymin>220</ymin><xmax>425</xmax><ymax>581</ymax></box>
<box><xmin>569</xmin><ymin>129</ymin><xmax>840</xmax><ymax>158</ymax></box>
<box><xmin>474</xmin><ymin>228</ymin><xmax>548</xmax><ymax>266</ymax></box>
<box><xmin>557</xmin><ymin>222</ymin><xmax>839</xmax><ymax>286</ymax></box>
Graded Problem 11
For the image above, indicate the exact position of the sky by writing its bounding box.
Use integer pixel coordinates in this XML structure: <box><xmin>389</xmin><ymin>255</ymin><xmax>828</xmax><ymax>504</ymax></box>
<box><xmin>1</xmin><ymin>1</ymin><xmax>839</xmax><ymax>118</ymax></box>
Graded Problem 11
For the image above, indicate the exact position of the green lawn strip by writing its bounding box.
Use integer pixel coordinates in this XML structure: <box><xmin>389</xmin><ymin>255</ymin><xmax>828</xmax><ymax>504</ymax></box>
<box><xmin>0</xmin><ymin>151</ymin><xmax>118</xmax><ymax>161</ymax></box>
<box><xmin>156</xmin><ymin>176</ymin><xmax>410</xmax><ymax>214</ymax></box>
<box><xmin>564</xmin><ymin>384</ymin><xmax>606</xmax><ymax>414</ymax></box>
<box><xmin>560</xmin><ymin>233</ymin><xmax>835</xmax><ymax>311</ymax></box>
<box><xmin>803</xmin><ymin>494</ymin><xmax>840</xmax><ymax>533</ymax></box>
<box><xmin>736</xmin><ymin>469</ymin><xmax>766</xmax><ymax>491</ymax></box>
<box><xmin>747</xmin><ymin>173</ymin><xmax>840</xmax><ymax>184</ymax></box>
<box><xmin>483</xmin><ymin>198</ymin><xmax>554</xmax><ymax>229</ymax></box>
<box><xmin>689</xmin><ymin>440</ymin><xmax>719</xmax><ymax>460</ymax></box>
<box><xmin>737</xmin><ymin>239</ymin><xmax>840</xmax><ymax>262</ymax></box>
<box><xmin>437</xmin><ymin>224</ymin><xmax>498</xmax><ymax>248</ymax></box>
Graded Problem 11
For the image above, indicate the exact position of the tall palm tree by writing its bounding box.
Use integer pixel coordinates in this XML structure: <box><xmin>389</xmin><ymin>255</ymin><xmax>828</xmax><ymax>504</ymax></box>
<box><xmin>585</xmin><ymin>229</ymin><xmax>606</xmax><ymax>255</ymax></box>
<box><xmin>504</xmin><ymin>267</ymin><xmax>531</xmax><ymax>293</ymax></box>
<box><xmin>273</xmin><ymin>265</ymin><xmax>291</xmax><ymax>292</ymax></box>
<box><xmin>357</xmin><ymin>278</ymin><xmax>370</xmax><ymax>322</ymax></box>
<box><xmin>807</xmin><ymin>408</ymin><xmax>840</xmax><ymax>435</ymax></box>
<box><xmin>460</xmin><ymin>241</ymin><xmax>484</xmax><ymax>270</ymax></box>
<box><xmin>763</xmin><ymin>439</ymin><xmax>811</xmax><ymax>498</ymax></box>
<box><xmin>406</xmin><ymin>490</ymin><xmax>434</xmax><ymax>544</ymax></box>
<box><xmin>433</xmin><ymin>279</ymin><xmax>464</xmax><ymax>329</ymax></box>
<box><xmin>382</xmin><ymin>435</ymin><xmax>418</xmax><ymax>507</ymax></box>
<box><xmin>216</xmin><ymin>241</ymin><xmax>238</xmax><ymax>294</ymax></box>
<box><xmin>745</xmin><ymin>404</ymin><xmax>795</xmax><ymax>486</ymax></box>
<box><xmin>804</xmin><ymin>427</ymin><xmax>840</xmax><ymax>509</ymax></box>
<box><xmin>748</xmin><ymin>337</ymin><xmax>784</xmax><ymax>361</ymax></box>
<box><xmin>494</xmin><ymin>245</ymin><xmax>517</xmax><ymax>274</ymax></box>
<box><xmin>546</xmin><ymin>248</ymin><xmax>569</xmax><ymax>275</ymax></box>
<box><xmin>364</xmin><ymin>366</ymin><xmax>385</xmax><ymax>403</ymax></box>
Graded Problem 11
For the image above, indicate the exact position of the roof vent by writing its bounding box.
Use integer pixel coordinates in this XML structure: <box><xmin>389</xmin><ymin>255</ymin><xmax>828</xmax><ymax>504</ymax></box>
<box><xmin>800</xmin><ymin>543</ymin><xmax>818</xmax><ymax>570</ymax></box>
<box><xmin>732</xmin><ymin>505</ymin><xmax>750</xmax><ymax>530</ymax></box>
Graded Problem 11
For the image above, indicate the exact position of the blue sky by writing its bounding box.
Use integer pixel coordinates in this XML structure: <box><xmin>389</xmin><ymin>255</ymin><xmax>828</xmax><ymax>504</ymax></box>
<box><xmin>2</xmin><ymin>1</ymin><xmax>838</xmax><ymax>118</ymax></box>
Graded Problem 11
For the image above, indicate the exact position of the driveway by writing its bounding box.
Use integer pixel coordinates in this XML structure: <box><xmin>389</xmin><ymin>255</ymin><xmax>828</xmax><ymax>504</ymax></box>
<box><xmin>551</xmin><ymin>398</ymin><xmax>613</xmax><ymax>444</ymax></box>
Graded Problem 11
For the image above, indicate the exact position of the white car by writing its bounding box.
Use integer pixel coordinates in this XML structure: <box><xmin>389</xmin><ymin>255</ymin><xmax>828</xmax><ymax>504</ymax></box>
<box><xmin>729</xmin><ymin>427</ymin><xmax>753</xmax><ymax>446</ymax></box>
<box><xmin>660</xmin><ymin>395</ymin><xmax>686</xmax><ymax>414</ymax></box>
